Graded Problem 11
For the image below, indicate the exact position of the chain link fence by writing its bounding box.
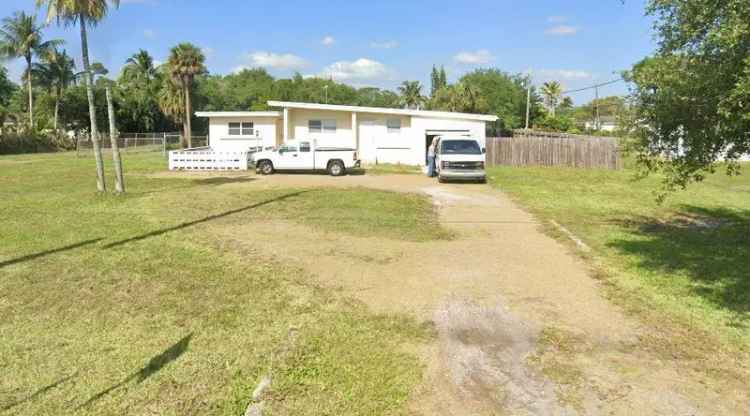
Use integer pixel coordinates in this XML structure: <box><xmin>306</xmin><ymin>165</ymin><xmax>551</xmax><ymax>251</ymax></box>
<box><xmin>75</xmin><ymin>132</ymin><xmax>208</xmax><ymax>157</ymax></box>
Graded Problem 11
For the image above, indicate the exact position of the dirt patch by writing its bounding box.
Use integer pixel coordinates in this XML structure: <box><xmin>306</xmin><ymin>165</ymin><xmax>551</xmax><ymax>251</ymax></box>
<box><xmin>429</xmin><ymin>300</ymin><xmax>572</xmax><ymax>416</ymax></box>
<box><xmin>197</xmin><ymin>173</ymin><xmax>748</xmax><ymax>415</ymax></box>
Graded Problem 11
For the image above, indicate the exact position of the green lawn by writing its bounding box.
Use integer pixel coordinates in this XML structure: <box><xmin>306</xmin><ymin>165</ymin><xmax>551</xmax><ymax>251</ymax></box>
<box><xmin>487</xmin><ymin>164</ymin><xmax>750</xmax><ymax>347</ymax></box>
<box><xmin>0</xmin><ymin>152</ymin><xmax>441</xmax><ymax>415</ymax></box>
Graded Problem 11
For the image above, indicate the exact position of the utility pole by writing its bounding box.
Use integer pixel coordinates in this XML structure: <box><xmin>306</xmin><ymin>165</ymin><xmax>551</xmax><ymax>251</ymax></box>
<box><xmin>323</xmin><ymin>85</ymin><xmax>329</xmax><ymax>104</ymax></box>
<box><xmin>594</xmin><ymin>85</ymin><xmax>600</xmax><ymax>131</ymax></box>
<box><xmin>525</xmin><ymin>81</ymin><xmax>531</xmax><ymax>130</ymax></box>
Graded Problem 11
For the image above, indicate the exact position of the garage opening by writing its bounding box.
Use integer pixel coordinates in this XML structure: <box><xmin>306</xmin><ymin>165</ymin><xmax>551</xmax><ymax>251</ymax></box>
<box><xmin>425</xmin><ymin>130</ymin><xmax>470</xmax><ymax>164</ymax></box>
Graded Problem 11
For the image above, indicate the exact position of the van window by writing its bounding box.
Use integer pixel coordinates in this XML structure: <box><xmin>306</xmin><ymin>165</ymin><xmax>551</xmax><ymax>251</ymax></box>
<box><xmin>440</xmin><ymin>140</ymin><xmax>482</xmax><ymax>155</ymax></box>
<box><xmin>299</xmin><ymin>142</ymin><xmax>311</xmax><ymax>152</ymax></box>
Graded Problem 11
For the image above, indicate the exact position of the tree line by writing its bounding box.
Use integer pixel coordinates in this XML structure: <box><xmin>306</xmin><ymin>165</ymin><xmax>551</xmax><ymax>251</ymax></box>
<box><xmin>2</xmin><ymin>0</ymin><xmax>743</xmax><ymax>194</ymax></box>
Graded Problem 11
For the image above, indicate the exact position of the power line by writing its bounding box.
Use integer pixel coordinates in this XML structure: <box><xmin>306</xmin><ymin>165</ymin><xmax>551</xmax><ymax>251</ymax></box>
<box><xmin>562</xmin><ymin>78</ymin><xmax>623</xmax><ymax>94</ymax></box>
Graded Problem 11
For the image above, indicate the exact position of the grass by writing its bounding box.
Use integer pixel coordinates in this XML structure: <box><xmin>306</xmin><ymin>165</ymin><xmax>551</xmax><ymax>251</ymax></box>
<box><xmin>361</xmin><ymin>163</ymin><xmax>422</xmax><ymax>176</ymax></box>
<box><xmin>486</xmin><ymin>164</ymin><xmax>750</xmax><ymax>347</ymax></box>
<box><xmin>0</xmin><ymin>151</ymin><xmax>442</xmax><ymax>415</ymax></box>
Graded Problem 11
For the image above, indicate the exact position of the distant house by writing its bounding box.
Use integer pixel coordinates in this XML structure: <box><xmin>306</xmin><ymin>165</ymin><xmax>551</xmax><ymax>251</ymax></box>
<box><xmin>584</xmin><ymin>116</ymin><xmax>617</xmax><ymax>132</ymax></box>
<box><xmin>193</xmin><ymin>101</ymin><xmax>497</xmax><ymax>167</ymax></box>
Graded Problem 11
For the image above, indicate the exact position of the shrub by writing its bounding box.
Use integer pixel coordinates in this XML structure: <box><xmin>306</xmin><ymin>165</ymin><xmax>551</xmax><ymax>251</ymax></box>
<box><xmin>0</xmin><ymin>132</ymin><xmax>75</xmax><ymax>155</ymax></box>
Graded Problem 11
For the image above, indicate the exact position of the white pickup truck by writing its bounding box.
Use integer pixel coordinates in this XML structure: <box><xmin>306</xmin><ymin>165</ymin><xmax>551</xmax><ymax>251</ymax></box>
<box><xmin>435</xmin><ymin>136</ymin><xmax>487</xmax><ymax>183</ymax></box>
<box><xmin>252</xmin><ymin>140</ymin><xmax>360</xmax><ymax>176</ymax></box>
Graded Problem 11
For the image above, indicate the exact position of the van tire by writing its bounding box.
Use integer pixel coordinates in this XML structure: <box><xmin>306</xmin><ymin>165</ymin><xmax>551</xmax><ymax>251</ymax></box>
<box><xmin>328</xmin><ymin>160</ymin><xmax>345</xmax><ymax>176</ymax></box>
<box><xmin>258</xmin><ymin>160</ymin><xmax>274</xmax><ymax>175</ymax></box>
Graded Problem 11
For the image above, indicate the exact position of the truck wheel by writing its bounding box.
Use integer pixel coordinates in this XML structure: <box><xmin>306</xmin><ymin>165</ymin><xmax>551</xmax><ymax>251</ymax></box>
<box><xmin>328</xmin><ymin>160</ymin><xmax>345</xmax><ymax>176</ymax></box>
<box><xmin>259</xmin><ymin>160</ymin><xmax>274</xmax><ymax>175</ymax></box>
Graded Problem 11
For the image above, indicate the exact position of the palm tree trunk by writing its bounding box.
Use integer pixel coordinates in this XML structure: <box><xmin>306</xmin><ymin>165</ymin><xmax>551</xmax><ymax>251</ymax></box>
<box><xmin>54</xmin><ymin>88</ymin><xmax>60</xmax><ymax>131</ymax></box>
<box><xmin>79</xmin><ymin>14</ymin><xmax>106</xmax><ymax>192</ymax></box>
<box><xmin>26</xmin><ymin>54</ymin><xmax>33</xmax><ymax>128</ymax></box>
<box><xmin>105</xmin><ymin>86</ymin><xmax>125</xmax><ymax>193</ymax></box>
<box><xmin>184</xmin><ymin>78</ymin><xmax>192</xmax><ymax>148</ymax></box>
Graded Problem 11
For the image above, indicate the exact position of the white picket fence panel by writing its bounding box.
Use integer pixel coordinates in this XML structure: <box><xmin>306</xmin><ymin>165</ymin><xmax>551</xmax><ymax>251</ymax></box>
<box><xmin>168</xmin><ymin>148</ymin><xmax>250</xmax><ymax>171</ymax></box>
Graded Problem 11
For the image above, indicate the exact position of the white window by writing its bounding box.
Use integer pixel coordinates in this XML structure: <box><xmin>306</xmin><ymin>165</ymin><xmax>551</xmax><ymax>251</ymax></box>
<box><xmin>387</xmin><ymin>118</ymin><xmax>401</xmax><ymax>133</ymax></box>
<box><xmin>228</xmin><ymin>122</ymin><xmax>254</xmax><ymax>135</ymax></box>
<box><xmin>309</xmin><ymin>119</ymin><xmax>336</xmax><ymax>133</ymax></box>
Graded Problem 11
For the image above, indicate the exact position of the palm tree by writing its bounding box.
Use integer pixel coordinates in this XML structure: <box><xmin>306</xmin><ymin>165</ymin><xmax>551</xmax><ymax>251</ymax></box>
<box><xmin>0</xmin><ymin>11</ymin><xmax>62</xmax><ymax>127</ymax></box>
<box><xmin>166</xmin><ymin>43</ymin><xmax>205</xmax><ymax>148</ymax></box>
<box><xmin>37</xmin><ymin>0</ymin><xmax>121</xmax><ymax>193</ymax></box>
<box><xmin>541</xmin><ymin>81</ymin><xmax>563</xmax><ymax>118</ymax></box>
<box><xmin>122</xmin><ymin>49</ymin><xmax>156</xmax><ymax>85</ymax></box>
<box><xmin>158</xmin><ymin>74</ymin><xmax>185</xmax><ymax>136</ymax></box>
<box><xmin>398</xmin><ymin>80</ymin><xmax>424</xmax><ymax>110</ymax></box>
<box><xmin>33</xmin><ymin>48</ymin><xmax>75</xmax><ymax>130</ymax></box>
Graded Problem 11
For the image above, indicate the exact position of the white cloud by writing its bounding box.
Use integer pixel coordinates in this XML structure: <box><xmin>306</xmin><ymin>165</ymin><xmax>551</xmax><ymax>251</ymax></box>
<box><xmin>5</xmin><ymin>60</ymin><xmax>24</xmax><ymax>83</ymax></box>
<box><xmin>241</xmin><ymin>51</ymin><xmax>308</xmax><ymax>70</ymax></box>
<box><xmin>321</xmin><ymin>35</ymin><xmax>335</xmax><ymax>46</ymax></box>
<box><xmin>453</xmin><ymin>49</ymin><xmax>494</xmax><ymax>65</ymax></box>
<box><xmin>547</xmin><ymin>16</ymin><xmax>567</xmax><ymax>23</ymax></box>
<box><xmin>319</xmin><ymin>58</ymin><xmax>391</xmax><ymax>81</ymax></box>
<box><xmin>535</xmin><ymin>69</ymin><xmax>593</xmax><ymax>82</ymax></box>
<box><xmin>201</xmin><ymin>47</ymin><xmax>215</xmax><ymax>58</ymax></box>
<box><xmin>545</xmin><ymin>25</ymin><xmax>579</xmax><ymax>36</ymax></box>
<box><xmin>370</xmin><ymin>40</ymin><xmax>399</xmax><ymax>49</ymax></box>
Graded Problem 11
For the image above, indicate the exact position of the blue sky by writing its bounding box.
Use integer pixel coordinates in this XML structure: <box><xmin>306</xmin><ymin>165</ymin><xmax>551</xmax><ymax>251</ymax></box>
<box><xmin>2</xmin><ymin>0</ymin><xmax>655</xmax><ymax>104</ymax></box>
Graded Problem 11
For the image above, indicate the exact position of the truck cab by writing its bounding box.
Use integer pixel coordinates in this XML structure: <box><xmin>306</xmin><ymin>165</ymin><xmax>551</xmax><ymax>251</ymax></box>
<box><xmin>435</xmin><ymin>136</ymin><xmax>487</xmax><ymax>183</ymax></box>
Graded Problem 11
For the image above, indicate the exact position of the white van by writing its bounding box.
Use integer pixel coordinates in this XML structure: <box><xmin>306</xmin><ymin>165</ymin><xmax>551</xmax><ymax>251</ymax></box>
<box><xmin>434</xmin><ymin>136</ymin><xmax>487</xmax><ymax>183</ymax></box>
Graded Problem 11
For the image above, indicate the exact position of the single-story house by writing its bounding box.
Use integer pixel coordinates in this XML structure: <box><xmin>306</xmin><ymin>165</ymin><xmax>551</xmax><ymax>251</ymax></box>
<box><xmin>194</xmin><ymin>101</ymin><xmax>498</xmax><ymax>166</ymax></box>
<box><xmin>584</xmin><ymin>116</ymin><xmax>618</xmax><ymax>132</ymax></box>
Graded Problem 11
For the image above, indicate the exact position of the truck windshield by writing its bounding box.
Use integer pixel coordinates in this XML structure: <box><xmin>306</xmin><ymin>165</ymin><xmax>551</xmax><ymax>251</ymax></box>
<box><xmin>440</xmin><ymin>140</ymin><xmax>481</xmax><ymax>155</ymax></box>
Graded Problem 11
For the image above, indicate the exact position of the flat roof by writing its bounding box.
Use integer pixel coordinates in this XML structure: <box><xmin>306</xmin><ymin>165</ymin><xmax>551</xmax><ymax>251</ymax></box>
<box><xmin>267</xmin><ymin>100</ymin><xmax>498</xmax><ymax>122</ymax></box>
<box><xmin>195</xmin><ymin>111</ymin><xmax>281</xmax><ymax>118</ymax></box>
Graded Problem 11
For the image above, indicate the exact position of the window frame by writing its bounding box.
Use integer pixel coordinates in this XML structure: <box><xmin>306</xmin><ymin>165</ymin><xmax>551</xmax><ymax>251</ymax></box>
<box><xmin>386</xmin><ymin>118</ymin><xmax>401</xmax><ymax>134</ymax></box>
<box><xmin>228</xmin><ymin>121</ymin><xmax>254</xmax><ymax>136</ymax></box>
<box><xmin>309</xmin><ymin>119</ymin><xmax>336</xmax><ymax>134</ymax></box>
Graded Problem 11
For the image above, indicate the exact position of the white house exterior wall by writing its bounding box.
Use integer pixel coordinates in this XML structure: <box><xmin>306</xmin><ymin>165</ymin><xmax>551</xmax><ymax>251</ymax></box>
<box><xmin>287</xmin><ymin>109</ymin><xmax>355</xmax><ymax>148</ymax></box>
<box><xmin>357</xmin><ymin>115</ymin><xmax>413</xmax><ymax>165</ymax></box>
<box><xmin>208</xmin><ymin>116</ymin><xmax>278</xmax><ymax>152</ymax></box>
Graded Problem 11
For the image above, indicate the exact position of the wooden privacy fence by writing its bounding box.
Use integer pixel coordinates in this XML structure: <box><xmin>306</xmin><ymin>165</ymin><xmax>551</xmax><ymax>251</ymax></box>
<box><xmin>485</xmin><ymin>135</ymin><xmax>622</xmax><ymax>170</ymax></box>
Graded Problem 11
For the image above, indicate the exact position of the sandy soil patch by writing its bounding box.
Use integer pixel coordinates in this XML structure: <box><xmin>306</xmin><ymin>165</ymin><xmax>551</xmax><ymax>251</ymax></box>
<box><xmin>198</xmin><ymin>172</ymin><xmax>747</xmax><ymax>415</ymax></box>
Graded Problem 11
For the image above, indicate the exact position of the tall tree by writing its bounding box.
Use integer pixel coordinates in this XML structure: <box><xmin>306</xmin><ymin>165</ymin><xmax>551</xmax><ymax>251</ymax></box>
<box><xmin>540</xmin><ymin>81</ymin><xmax>562</xmax><ymax>117</ymax></box>
<box><xmin>166</xmin><ymin>43</ymin><xmax>205</xmax><ymax>148</ymax></box>
<box><xmin>122</xmin><ymin>49</ymin><xmax>156</xmax><ymax>85</ymax></box>
<box><xmin>104</xmin><ymin>83</ymin><xmax>124</xmax><ymax>192</ymax></box>
<box><xmin>37</xmin><ymin>0</ymin><xmax>121</xmax><ymax>193</ymax></box>
<box><xmin>398</xmin><ymin>80</ymin><xmax>424</xmax><ymax>109</ymax></box>
<box><xmin>119</xmin><ymin>49</ymin><xmax>160</xmax><ymax>131</ymax></box>
<box><xmin>0</xmin><ymin>65</ymin><xmax>17</xmax><ymax>127</ymax></box>
<box><xmin>33</xmin><ymin>47</ymin><xmax>75</xmax><ymax>130</ymax></box>
<box><xmin>0</xmin><ymin>11</ymin><xmax>61</xmax><ymax>127</ymax></box>
<box><xmin>430</xmin><ymin>65</ymin><xmax>439</xmax><ymax>96</ymax></box>
<box><xmin>158</xmin><ymin>73</ymin><xmax>185</xmax><ymax>135</ymax></box>
<box><xmin>438</xmin><ymin>66</ymin><xmax>447</xmax><ymax>91</ymax></box>
<box><xmin>628</xmin><ymin>0</ymin><xmax>750</xmax><ymax>195</ymax></box>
